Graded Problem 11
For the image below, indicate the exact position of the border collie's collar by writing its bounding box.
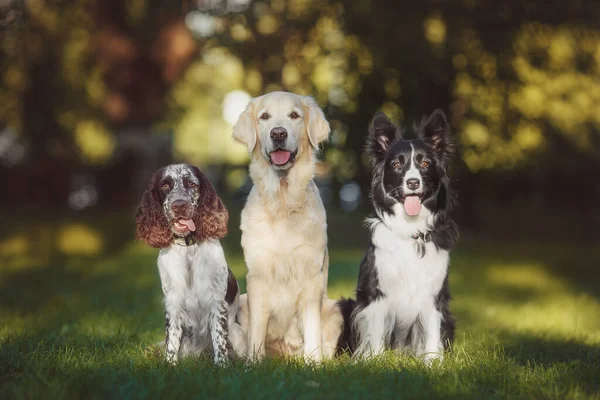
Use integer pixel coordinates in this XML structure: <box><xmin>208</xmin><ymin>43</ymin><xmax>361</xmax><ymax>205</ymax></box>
<box><xmin>412</xmin><ymin>230</ymin><xmax>432</xmax><ymax>258</ymax></box>
<box><xmin>411</xmin><ymin>231</ymin><xmax>432</xmax><ymax>242</ymax></box>
<box><xmin>173</xmin><ymin>234</ymin><xmax>196</xmax><ymax>247</ymax></box>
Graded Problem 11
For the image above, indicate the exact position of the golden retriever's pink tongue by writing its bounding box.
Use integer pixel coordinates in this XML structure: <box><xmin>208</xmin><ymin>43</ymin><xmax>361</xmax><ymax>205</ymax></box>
<box><xmin>404</xmin><ymin>196</ymin><xmax>421</xmax><ymax>216</ymax></box>
<box><xmin>179</xmin><ymin>219</ymin><xmax>196</xmax><ymax>232</ymax></box>
<box><xmin>271</xmin><ymin>150</ymin><xmax>291</xmax><ymax>165</ymax></box>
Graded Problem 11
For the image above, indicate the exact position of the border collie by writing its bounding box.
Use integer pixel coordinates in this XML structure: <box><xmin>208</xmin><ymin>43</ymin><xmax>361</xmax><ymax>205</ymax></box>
<box><xmin>345</xmin><ymin>110</ymin><xmax>458</xmax><ymax>363</ymax></box>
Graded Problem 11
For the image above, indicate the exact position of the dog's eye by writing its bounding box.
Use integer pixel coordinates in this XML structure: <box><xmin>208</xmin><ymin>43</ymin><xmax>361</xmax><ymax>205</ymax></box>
<box><xmin>421</xmin><ymin>161</ymin><xmax>430</xmax><ymax>168</ymax></box>
<box><xmin>161</xmin><ymin>183</ymin><xmax>170</xmax><ymax>190</ymax></box>
<box><xmin>260</xmin><ymin>112</ymin><xmax>270</xmax><ymax>120</ymax></box>
<box><xmin>290</xmin><ymin>111</ymin><xmax>299</xmax><ymax>119</ymax></box>
<box><xmin>393</xmin><ymin>161</ymin><xmax>402</xmax><ymax>169</ymax></box>
<box><xmin>187</xmin><ymin>181</ymin><xmax>197</xmax><ymax>188</ymax></box>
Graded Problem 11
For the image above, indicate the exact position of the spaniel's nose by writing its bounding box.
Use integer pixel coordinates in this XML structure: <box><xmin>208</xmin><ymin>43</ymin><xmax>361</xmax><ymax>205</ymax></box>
<box><xmin>270</xmin><ymin>127</ymin><xmax>288</xmax><ymax>143</ymax></box>
<box><xmin>406</xmin><ymin>178</ymin><xmax>420</xmax><ymax>190</ymax></box>
<box><xmin>171</xmin><ymin>199</ymin><xmax>189</xmax><ymax>214</ymax></box>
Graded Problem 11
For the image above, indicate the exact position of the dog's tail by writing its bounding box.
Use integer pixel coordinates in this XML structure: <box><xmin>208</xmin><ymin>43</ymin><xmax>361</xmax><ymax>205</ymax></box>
<box><xmin>335</xmin><ymin>297</ymin><xmax>357</xmax><ymax>356</ymax></box>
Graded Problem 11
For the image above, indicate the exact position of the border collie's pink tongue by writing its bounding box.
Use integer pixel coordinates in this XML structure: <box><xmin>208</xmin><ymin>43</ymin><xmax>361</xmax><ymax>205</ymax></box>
<box><xmin>270</xmin><ymin>150</ymin><xmax>291</xmax><ymax>165</ymax></box>
<box><xmin>404</xmin><ymin>196</ymin><xmax>422</xmax><ymax>216</ymax></box>
<box><xmin>178</xmin><ymin>219</ymin><xmax>196</xmax><ymax>232</ymax></box>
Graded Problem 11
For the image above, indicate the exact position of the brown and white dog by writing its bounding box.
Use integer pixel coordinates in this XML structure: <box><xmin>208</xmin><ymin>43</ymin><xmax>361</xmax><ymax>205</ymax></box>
<box><xmin>232</xmin><ymin>91</ymin><xmax>343</xmax><ymax>362</ymax></box>
<box><xmin>135</xmin><ymin>164</ymin><xmax>246</xmax><ymax>364</ymax></box>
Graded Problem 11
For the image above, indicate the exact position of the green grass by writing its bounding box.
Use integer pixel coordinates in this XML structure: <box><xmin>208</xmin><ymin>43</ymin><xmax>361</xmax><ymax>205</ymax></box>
<box><xmin>0</xmin><ymin>213</ymin><xmax>599</xmax><ymax>399</ymax></box>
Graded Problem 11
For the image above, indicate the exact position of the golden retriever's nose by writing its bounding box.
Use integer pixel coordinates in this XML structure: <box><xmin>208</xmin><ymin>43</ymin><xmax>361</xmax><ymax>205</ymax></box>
<box><xmin>270</xmin><ymin>127</ymin><xmax>288</xmax><ymax>143</ymax></box>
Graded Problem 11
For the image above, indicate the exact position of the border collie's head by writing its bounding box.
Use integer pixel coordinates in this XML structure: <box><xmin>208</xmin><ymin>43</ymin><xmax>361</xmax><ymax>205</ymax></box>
<box><xmin>366</xmin><ymin>110</ymin><xmax>455</xmax><ymax>219</ymax></box>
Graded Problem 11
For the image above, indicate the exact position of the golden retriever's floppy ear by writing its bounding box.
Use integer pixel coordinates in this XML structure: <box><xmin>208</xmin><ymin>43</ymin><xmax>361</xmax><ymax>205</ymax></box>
<box><xmin>302</xmin><ymin>96</ymin><xmax>330</xmax><ymax>149</ymax></box>
<box><xmin>232</xmin><ymin>100</ymin><xmax>257</xmax><ymax>152</ymax></box>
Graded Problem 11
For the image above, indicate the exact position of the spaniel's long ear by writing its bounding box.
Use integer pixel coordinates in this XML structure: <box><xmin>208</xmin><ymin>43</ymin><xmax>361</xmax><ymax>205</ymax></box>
<box><xmin>232</xmin><ymin>99</ymin><xmax>257</xmax><ymax>153</ymax></box>
<box><xmin>135</xmin><ymin>173</ymin><xmax>172</xmax><ymax>249</ymax></box>
<box><xmin>366</xmin><ymin>112</ymin><xmax>400</xmax><ymax>166</ymax></box>
<box><xmin>302</xmin><ymin>96</ymin><xmax>330</xmax><ymax>149</ymax></box>
<box><xmin>191</xmin><ymin>167</ymin><xmax>228</xmax><ymax>241</ymax></box>
<box><xmin>418</xmin><ymin>109</ymin><xmax>455</xmax><ymax>167</ymax></box>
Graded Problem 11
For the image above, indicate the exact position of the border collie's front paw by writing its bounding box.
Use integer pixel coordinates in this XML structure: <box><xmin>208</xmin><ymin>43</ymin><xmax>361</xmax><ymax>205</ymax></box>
<box><xmin>422</xmin><ymin>352</ymin><xmax>442</xmax><ymax>366</ymax></box>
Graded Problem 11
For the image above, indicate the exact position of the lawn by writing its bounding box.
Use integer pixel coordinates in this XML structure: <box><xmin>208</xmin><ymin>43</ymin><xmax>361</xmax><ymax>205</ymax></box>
<box><xmin>0</xmin><ymin>210</ymin><xmax>599</xmax><ymax>399</ymax></box>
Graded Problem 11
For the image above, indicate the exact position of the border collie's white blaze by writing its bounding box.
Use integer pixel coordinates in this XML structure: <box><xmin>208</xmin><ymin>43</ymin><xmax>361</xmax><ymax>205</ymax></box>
<box><xmin>340</xmin><ymin>110</ymin><xmax>458</xmax><ymax>364</ymax></box>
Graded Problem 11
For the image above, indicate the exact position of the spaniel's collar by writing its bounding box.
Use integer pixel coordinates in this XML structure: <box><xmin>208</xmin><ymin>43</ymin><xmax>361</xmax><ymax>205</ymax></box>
<box><xmin>173</xmin><ymin>234</ymin><xmax>196</xmax><ymax>247</ymax></box>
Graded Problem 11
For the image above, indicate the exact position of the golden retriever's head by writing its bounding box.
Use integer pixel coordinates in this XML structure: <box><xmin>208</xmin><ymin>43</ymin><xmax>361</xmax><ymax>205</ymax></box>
<box><xmin>232</xmin><ymin>91</ymin><xmax>330</xmax><ymax>171</ymax></box>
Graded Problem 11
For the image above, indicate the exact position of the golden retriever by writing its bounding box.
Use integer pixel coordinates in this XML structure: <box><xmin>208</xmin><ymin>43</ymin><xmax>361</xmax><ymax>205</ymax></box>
<box><xmin>232</xmin><ymin>91</ymin><xmax>342</xmax><ymax>362</ymax></box>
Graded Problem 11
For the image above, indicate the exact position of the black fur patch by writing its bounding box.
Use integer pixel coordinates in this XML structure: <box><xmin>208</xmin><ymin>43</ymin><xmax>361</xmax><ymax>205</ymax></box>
<box><xmin>435</xmin><ymin>275</ymin><xmax>455</xmax><ymax>349</ymax></box>
<box><xmin>336</xmin><ymin>298</ymin><xmax>357</xmax><ymax>355</ymax></box>
<box><xmin>356</xmin><ymin>244</ymin><xmax>384</xmax><ymax>304</ymax></box>
<box><xmin>225</xmin><ymin>269</ymin><xmax>238</xmax><ymax>305</ymax></box>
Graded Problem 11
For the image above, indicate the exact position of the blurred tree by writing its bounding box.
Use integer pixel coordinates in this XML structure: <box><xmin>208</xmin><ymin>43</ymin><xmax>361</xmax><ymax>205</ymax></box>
<box><xmin>339</xmin><ymin>0</ymin><xmax>600</xmax><ymax>231</ymax></box>
<box><xmin>164</xmin><ymin>0</ymin><xmax>374</xmax><ymax>189</ymax></box>
<box><xmin>0</xmin><ymin>0</ymin><xmax>598</xmax><ymax>235</ymax></box>
<box><xmin>0</xmin><ymin>0</ymin><xmax>195</xmax><ymax>205</ymax></box>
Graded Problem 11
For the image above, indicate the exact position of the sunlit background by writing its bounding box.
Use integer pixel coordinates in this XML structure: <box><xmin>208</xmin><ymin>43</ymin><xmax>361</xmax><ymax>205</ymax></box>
<box><xmin>0</xmin><ymin>0</ymin><xmax>598</xmax><ymax>261</ymax></box>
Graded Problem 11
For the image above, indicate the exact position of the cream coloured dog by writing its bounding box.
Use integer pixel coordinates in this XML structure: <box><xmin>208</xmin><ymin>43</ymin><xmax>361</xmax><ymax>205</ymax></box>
<box><xmin>232</xmin><ymin>91</ymin><xmax>343</xmax><ymax>362</ymax></box>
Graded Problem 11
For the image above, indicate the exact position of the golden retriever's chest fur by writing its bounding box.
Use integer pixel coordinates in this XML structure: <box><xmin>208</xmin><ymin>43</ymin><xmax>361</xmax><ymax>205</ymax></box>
<box><xmin>240</xmin><ymin>180</ymin><xmax>327</xmax><ymax>283</ymax></box>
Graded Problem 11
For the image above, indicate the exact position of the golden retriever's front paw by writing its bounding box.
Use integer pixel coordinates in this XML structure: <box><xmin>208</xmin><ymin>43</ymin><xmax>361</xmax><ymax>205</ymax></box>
<box><xmin>303</xmin><ymin>350</ymin><xmax>322</xmax><ymax>365</ymax></box>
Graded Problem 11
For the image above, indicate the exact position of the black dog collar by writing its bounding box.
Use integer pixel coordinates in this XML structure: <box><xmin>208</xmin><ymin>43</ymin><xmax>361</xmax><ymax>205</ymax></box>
<box><xmin>173</xmin><ymin>234</ymin><xmax>196</xmax><ymax>247</ymax></box>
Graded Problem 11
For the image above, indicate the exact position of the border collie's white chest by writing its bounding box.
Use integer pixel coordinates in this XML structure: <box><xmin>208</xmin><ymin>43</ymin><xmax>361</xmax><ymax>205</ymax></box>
<box><xmin>371</xmin><ymin>216</ymin><xmax>449</xmax><ymax>310</ymax></box>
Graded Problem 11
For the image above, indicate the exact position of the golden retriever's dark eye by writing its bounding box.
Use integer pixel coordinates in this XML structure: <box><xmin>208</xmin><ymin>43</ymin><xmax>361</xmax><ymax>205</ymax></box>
<box><xmin>290</xmin><ymin>111</ymin><xmax>300</xmax><ymax>119</ymax></box>
<box><xmin>421</xmin><ymin>160</ymin><xmax>430</xmax><ymax>168</ymax></box>
<box><xmin>260</xmin><ymin>112</ymin><xmax>270</xmax><ymax>120</ymax></box>
<box><xmin>393</xmin><ymin>161</ymin><xmax>402</xmax><ymax>169</ymax></box>
<box><xmin>161</xmin><ymin>183</ymin><xmax>170</xmax><ymax>190</ymax></box>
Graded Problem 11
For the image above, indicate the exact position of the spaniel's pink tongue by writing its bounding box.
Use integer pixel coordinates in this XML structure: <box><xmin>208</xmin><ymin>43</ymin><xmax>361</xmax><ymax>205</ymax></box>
<box><xmin>270</xmin><ymin>150</ymin><xmax>291</xmax><ymax>165</ymax></box>
<box><xmin>404</xmin><ymin>196</ymin><xmax>422</xmax><ymax>216</ymax></box>
<box><xmin>178</xmin><ymin>219</ymin><xmax>196</xmax><ymax>232</ymax></box>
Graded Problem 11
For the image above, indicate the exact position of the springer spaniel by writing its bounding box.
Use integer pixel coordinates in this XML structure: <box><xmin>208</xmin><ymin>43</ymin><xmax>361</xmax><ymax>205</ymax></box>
<box><xmin>135</xmin><ymin>163</ymin><xmax>245</xmax><ymax>365</ymax></box>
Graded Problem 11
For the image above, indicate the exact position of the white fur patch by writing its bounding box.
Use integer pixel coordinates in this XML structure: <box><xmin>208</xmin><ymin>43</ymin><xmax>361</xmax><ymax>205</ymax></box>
<box><xmin>157</xmin><ymin>239</ymin><xmax>246</xmax><ymax>362</ymax></box>
<box><xmin>402</xmin><ymin>144</ymin><xmax>423</xmax><ymax>194</ymax></box>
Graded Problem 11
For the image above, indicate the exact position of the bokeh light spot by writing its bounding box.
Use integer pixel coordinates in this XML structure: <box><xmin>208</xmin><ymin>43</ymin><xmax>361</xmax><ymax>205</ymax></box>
<box><xmin>58</xmin><ymin>224</ymin><xmax>103</xmax><ymax>256</ymax></box>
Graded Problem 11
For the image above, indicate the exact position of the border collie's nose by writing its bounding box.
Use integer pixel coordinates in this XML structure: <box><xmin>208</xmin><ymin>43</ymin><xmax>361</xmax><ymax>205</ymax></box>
<box><xmin>270</xmin><ymin>127</ymin><xmax>288</xmax><ymax>143</ymax></box>
<box><xmin>406</xmin><ymin>178</ymin><xmax>420</xmax><ymax>190</ymax></box>
<box><xmin>171</xmin><ymin>199</ymin><xmax>189</xmax><ymax>214</ymax></box>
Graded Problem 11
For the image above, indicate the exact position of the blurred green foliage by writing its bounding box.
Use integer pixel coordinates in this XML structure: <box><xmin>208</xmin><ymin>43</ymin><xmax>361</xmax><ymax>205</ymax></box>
<box><xmin>0</xmin><ymin>0</ymin><xmax>599</xmax><ymax>234</ymax></box>
<box><xmin>2</xmin><ymin>0</ymin><xmax>599</xmax><ymax>172</ymax></box>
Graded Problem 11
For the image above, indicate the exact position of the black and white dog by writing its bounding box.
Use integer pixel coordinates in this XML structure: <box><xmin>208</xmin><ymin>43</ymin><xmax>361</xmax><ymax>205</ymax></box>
<box><xmin>345</xmin><ymin>110</ymin><xmax>458</xmax><ymax>363</ymax></box>
<box><xmin>135</xmin><ymin>163</ymin><xmax>246</xmax><ymax>365</ymax></box>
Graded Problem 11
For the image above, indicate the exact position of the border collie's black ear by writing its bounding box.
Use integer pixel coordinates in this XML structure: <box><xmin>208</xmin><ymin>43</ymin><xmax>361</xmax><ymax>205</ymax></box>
<box><xmin>366</xmin><ymin>112</ymin><xmax>400</xmax><ymax>165</ymax></box>
<box><xmin>419</xmin><ymin>109</ymin><xmax>455</xmax><ymax>165</ymax></box>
